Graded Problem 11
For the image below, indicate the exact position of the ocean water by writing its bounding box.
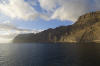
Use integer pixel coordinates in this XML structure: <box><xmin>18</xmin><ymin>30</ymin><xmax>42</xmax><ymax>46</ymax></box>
<box><xmin>0</xmin><ymin>43</ymin><xmax>99</xmax><ymax>66</ymax></box>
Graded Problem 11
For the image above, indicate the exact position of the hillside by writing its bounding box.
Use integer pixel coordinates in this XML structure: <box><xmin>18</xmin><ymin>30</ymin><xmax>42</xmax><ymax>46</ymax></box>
<box><xmin>13</xmin><ymin>11</ymin><xmax>100</xmax><ymax>43</ymax></box>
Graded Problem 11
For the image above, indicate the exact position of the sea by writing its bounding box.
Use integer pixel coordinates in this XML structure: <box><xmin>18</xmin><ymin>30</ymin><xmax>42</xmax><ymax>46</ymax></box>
<box><xmin>0</xmin><ymin>43</ymin><xmax>99</xmax><ymax>66</ymax></box>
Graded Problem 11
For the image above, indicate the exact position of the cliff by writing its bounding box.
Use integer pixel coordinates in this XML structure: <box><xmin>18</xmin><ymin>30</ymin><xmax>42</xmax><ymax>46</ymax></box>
<box><xmin>13</xmin><ymin>11</ymin><xmax>100</xmax><ymax>43</ymax></box>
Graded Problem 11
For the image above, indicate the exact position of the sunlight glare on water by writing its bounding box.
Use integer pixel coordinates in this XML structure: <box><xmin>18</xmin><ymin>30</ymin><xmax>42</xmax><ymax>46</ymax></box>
<box><xmin>0</xmin><ymin>38</ymin><xmax>12</xmax><ymax>43</ymax></box>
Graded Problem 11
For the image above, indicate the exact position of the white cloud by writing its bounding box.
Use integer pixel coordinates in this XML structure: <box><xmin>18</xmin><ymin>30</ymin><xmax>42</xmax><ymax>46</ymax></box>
<box><xmin>0</xmin><ymin>0</ymin><xmax>100</xmax><ymax>22</ymax></box>
<box><xmin>39</xmin><ymin>0</ymin><xmax>58</xmax><ymax>12</ymax></box>
<box><xmin>0</xmin><ymin>20</ymin><xmax>41</xmax><ymax>39</ymax></box>
<box><xmin>0</xmin><ymin>21</ymin><xmax>18</xmax><ymax>30</ymax></box>
<box><xmin>0</xmin><ymin>0</ymin><xmax>39</xmax><ymax>20</ymax></box>
<box><xmin>39</xmin><ymin>0</ymin><xmax>94</xmax><ymax>21</ymax></box>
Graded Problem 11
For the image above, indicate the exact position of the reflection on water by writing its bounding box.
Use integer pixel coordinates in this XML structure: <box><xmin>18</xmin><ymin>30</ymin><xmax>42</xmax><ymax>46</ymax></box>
<box><xmin>0</xmin><ymin>43</ymin><xmax>99</xmax><ymax>66</ymax></box>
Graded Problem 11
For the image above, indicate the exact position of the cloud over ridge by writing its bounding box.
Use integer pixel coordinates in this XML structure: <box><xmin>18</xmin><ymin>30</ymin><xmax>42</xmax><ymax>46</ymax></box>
<box><xmin>0</xmin><ymin>0</ymin><xmax>100</xmax><ymax>22</ymax></box>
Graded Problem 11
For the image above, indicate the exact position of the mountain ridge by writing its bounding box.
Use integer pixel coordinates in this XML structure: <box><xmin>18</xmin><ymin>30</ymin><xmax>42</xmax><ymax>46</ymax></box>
<box><xmin>13</xmin><ymin>11</ymin><xmax>100</xmax><ymax>43</ymax></box>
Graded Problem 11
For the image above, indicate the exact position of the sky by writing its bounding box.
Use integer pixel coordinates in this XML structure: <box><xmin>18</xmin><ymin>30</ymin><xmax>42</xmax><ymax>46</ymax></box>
<box><xmin>0</xmin><ymin>0</ymin><xmax>100</xmax><ymax>30</ymax></box>
<box><xmin>0</xmin><ymin>0</ymin><xmax>100</xmax><ymax>42</ymax></box>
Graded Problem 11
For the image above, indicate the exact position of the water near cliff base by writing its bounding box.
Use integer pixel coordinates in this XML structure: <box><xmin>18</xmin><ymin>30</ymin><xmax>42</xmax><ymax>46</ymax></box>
<box><xmin>0</xmin><ymin>43</ymin><xmax>100</xmax><ymax>66</ymax></box>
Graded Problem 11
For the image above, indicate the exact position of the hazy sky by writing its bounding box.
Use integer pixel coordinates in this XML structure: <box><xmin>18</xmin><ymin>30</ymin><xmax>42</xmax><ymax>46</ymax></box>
<box><xmin>0</xmin><ymin>0</ymin><xmax>100</xmax><ymax>31</ymax></box>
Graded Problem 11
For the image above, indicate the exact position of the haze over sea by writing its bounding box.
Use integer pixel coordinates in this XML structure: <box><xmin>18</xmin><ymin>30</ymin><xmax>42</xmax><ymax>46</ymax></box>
<box><xmin>0</xmin><ymin>43</ymin><xmax>99</xmax><ymax>66</ymax></box>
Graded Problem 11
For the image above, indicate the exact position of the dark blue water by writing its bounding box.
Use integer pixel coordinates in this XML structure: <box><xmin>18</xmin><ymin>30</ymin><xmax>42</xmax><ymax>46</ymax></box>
<box><xmin>0</xmin><ymin>43</ymin><xmax>100</xmax><ymax>66</ymax></box>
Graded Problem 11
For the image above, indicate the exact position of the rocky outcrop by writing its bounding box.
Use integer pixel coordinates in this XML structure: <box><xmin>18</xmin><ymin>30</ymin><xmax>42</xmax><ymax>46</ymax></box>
<box><xmin>13</xmin><ymin>33</ymin><xmax>36</xmax><ymax>43</ymax></box>
<box><xmin>13</xmin><ymin>11</ymin><xmax>100</xmax><ymax>43</ymax></box>
<box><xmin>64</xmin><ymin>11</ymin><xmax>100</xmax><ymax>43</ymax></box>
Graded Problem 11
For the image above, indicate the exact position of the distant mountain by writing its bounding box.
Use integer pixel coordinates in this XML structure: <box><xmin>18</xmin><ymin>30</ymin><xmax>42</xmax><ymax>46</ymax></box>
<box><xmin>13</xmin><ymin>11</ymin><xmax>100</xmax><ymax>43</ymax></box>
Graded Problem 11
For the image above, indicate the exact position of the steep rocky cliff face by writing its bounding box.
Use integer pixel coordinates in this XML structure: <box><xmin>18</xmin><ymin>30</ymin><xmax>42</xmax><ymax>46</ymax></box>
<box><xmin>13</xmin><ymin>11</ymin><xmax>100</xmax><ymax>43</ymax></box>
<box><xmin>13</xmin><ymin>26</ymin><xmax>72</xmax><ymax>43</ymax></box>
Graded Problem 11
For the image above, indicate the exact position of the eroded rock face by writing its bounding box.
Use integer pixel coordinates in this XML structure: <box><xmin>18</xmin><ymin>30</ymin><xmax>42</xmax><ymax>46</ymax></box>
<box><xmin>64</xmin><ymin>11</ymin><xmax>100</xmax><ymax>43</ymax></box>
<box><xmin>13</xmin><ymin>11</ymin><xmax>100</xmax><ymax>43</ymax></box>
